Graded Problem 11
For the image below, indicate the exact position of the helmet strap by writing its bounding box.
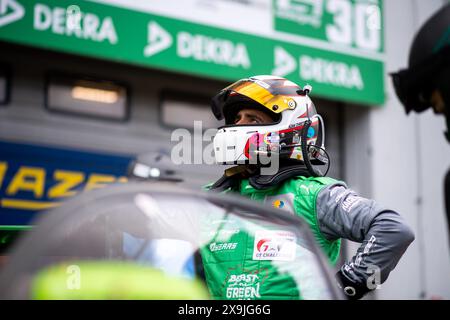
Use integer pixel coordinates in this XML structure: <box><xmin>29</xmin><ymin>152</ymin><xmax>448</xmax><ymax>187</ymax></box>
<box><xmin>209</xmin><ymin>165</ymin><xmax>258</xmax><ymax>191</ymax></box>
<box><xmin>248</xmin><ymin>164</ymin><xmax>311</xmax><ymax>190</ymax></box>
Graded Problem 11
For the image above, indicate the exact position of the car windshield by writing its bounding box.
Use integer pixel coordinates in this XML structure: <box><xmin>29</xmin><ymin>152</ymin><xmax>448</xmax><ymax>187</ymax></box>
<box><xmin>0</xmin><ymin>183</ymin><xmax>339</xmax><ymax>300</ymax></box>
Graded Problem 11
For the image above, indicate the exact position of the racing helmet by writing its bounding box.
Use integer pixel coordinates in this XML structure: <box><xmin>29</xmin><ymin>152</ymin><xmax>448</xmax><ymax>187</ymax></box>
<box><xmin>211</xmin><ymin>75</ymin><xmax>329</xmax><ymax>175</ymax></box>
<box><xmin>391</xmin><ymin>4</ymin><xmax>450</xmax><ymax>140</ymax></box>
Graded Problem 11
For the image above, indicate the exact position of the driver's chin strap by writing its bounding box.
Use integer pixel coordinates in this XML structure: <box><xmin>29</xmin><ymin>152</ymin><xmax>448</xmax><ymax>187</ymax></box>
<box><xmin>209</xmin><ymin>162</ymin><xmax>313</xmax><ymax>191</ymax></box>
<box><xmin>208</xmin><ymin>165</ymin><xmax>254</xmax><ymax>192</ymax></box>
<box><xmin>248</xmin><ymin>164</ymin><xmax>312</xmax><ymax>190</ymax></box>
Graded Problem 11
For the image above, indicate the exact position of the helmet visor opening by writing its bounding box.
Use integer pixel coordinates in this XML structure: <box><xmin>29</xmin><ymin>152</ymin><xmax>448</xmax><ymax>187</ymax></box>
<box><xmin>223</xmin><ymin>101</ymin><xmax>282</xmax><ymax>125</ymax></box>
<box><xmin>211</xmin><ymin>79</ymin><xmax>298</xmax><ymax>121</ymax></box>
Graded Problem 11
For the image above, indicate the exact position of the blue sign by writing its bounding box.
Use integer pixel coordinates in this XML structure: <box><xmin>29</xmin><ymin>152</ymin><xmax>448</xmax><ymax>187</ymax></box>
<box><xmin>0</xmin><ymin>140</ymin><xmax>133</xmax><ymax>226</ymax></box>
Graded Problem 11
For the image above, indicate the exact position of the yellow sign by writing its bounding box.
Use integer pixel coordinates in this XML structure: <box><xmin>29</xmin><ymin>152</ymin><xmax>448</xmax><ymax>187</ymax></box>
<box><xmin>0</xmin><ymin>161</ymin><xmax>127</xmax><ymax>211</ymax></box>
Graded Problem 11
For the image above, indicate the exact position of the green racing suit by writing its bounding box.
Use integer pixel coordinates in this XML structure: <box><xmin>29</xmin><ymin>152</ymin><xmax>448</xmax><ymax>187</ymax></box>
<box><xmin>200</xmin><ymin>175</ymin><xmax>414</xmax><ymax>300</ymax></box>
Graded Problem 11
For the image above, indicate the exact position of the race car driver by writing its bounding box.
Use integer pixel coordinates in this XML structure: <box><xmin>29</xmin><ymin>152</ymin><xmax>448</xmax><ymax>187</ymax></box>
<box><xmin>391</xmin><ymin>3</ymin><xmax>450</xmax><ymax>246</ymax></box>
<box><xmin>202</xmin><ymin>75</ymin><xmax>415</xmax><ymax>300</ymax></box>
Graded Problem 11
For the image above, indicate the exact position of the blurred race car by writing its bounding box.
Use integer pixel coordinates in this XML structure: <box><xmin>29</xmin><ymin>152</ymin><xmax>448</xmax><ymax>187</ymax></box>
<box><xmin>0</xmin><ymin>180</ymin><xmax>343</xmax><ymax>300</ymax></box>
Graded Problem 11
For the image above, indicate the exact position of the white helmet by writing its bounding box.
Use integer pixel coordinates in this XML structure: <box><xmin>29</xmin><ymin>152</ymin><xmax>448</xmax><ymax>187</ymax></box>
<box><xmin>211</xmin><ymin>75</ymin><xmax>329</xmax><ymax>176</ymax></box>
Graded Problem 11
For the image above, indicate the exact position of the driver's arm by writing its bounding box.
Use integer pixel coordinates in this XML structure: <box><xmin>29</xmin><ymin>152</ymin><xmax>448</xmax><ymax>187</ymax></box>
<box><xmin>316</xmin><ymin>184</ymin><xmax>415</xmax><ymax>300</ymax></box>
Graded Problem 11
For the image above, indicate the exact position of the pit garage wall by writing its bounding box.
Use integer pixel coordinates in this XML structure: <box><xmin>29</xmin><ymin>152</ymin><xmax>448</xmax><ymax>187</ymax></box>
<box><xmin>344</xmin><ymin>0</ymin><xmax>450</xmax><ymax>299</ymax></box>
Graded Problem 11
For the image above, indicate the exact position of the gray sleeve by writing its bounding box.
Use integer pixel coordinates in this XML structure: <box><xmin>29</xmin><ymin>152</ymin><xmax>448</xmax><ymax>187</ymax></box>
<box><xmin>316</xmin><ymin>184</ymin><xmax>415</xmax><ymax>287</ymax></box>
